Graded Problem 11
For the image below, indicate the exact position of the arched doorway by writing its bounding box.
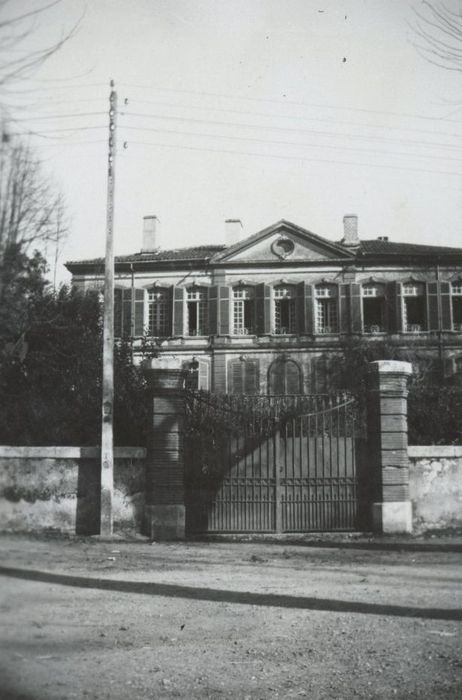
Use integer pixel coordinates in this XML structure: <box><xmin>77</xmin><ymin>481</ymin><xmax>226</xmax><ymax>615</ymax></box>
<box><xmin>268</xmin><ymin>357</ymin><xmax>302</xmax><ymax>394</ymax></box>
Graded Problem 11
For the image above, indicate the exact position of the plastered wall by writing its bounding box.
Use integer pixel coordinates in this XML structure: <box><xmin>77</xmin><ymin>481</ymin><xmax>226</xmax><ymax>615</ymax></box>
<box><xmin>0</xmin><ymin>446</ymin><xmax>146</xmax><ymax>534</ymax></box>
<box><xmin>409</xmin><ymin>446</ymin><xmax>462</xmax><ymax>532</ymax></box>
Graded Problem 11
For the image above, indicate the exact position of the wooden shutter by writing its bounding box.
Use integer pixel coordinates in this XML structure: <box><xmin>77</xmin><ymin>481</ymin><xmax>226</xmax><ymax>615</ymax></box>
<box><xmin>208</xmin><ymin>286</ymin><xmax>219</xmax><ymax>335</ymax></box>
<box><xmin>198</xmin><ymin>359</ymin><xmax>209</xmax><ymax>390</ymax></box>
<box><xmin>338</xmin><ymin>284</ymin><xmax>350</xmax><ymax>334</ymax></box>
<box><xmin>173</xmin><ymin>287</ymin><xmax>185</xmax><ymax>336</ymax></box>
<box><xmin>350</xmin><ymin>283</ymin><xmax>362</xmax><ymax>333</ymax></box>
<box><xmin>427</xmin><ymin>282</ymin><xmax>439</xmax><ymax>331</ymax></box>
<box><xmin>122</xmin><ymin>288</ymin><xmax>132</xmax><ymax>337</ymax></box>
<box><xmin>114</xmin><ymin>288</ymin><xmax>123</xmax><ymax>337</ymax></box>
<box><xmin>219</xmin><ymin>286</ymin><xmax>230</xmax><ymax>335</ymax></box>
<box><xmin>296</xmin><ymin>282</ymin><xmax>314</xmax><ymax>335</ymax></box>
<box><xmin>244</xmin><ymin>359</ymin><xmax>260</xmax><ymax>395</ymax></box>
<box><xmin>305</xmin><ymin>283</ymin><xmax>314</xmax><ymax>334</ymax></box>
<box><xmin>255</xmin><ymin>283</ymin><xmax>272</xmax><ymax>335</ymax></box>
<box><xmin>229</xmin><ymin>359</ymin><xmax>260</xmax><ymax>394</ymax></box>
<box><xmin>386</xmin><ymin>281</ymin><xmax>402</xmax><ymax>333</ymax></box>
<box><xmin>134</xmin><ymin>289</ymin><xmax>145</xmax><ymax>336</ymax></box>
<box><xmin>166</xmin><ymin>286</ymin><xmax>174</xmax><ymax>337</ymax></box>
<box><xmin>440</xmin><ymin>281</ymin><xmax>452</xmax><ymax>330</ymax></box>
<box><xmin>229</xmin><ymin>360</ymin><xmax>244</xmax><ymax>394</ymax></box>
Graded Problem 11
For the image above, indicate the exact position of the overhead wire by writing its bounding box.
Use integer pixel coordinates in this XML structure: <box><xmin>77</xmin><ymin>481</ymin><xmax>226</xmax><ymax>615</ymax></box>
<box><xmin>123</xmin><ymin>139</ymin><xmax>462</xmax><ymax>178</ymax></box>
<box><xmin>119</xmin><ymin>110</ymin><xmax>462</xmax><ymax>152</ymax></box>
<box><xmin>119</xmin><ymin>81</ymin><xmax>462</xmax><ymax>125</ymax></box>
<box><xmin>9</xmin><ymin>125</ymin><xmax>106</xmax><ymax>136</ymax></box>
<box><xmin>1</xmin><ymin>84</ymin><xmax>459</xmax><ymax>178</ymax></box>
<box><xmin>12</xmin><ymin>111</ymin><xmax>106</xmax><ymax>122</ymax></box>
<box><xmin>120</xmin><ymin>123</ymin><xmax>462</xmax><ymax>164</ymax></box>
<box><xmin>131</xmin><ymin>97</ymin><xmax>462</xmax><ymax>141</ymax></box>
<box><xmin>0</xmin><ymin>82</ymin><xmax>108</xmax><ymax>95</ymax></box>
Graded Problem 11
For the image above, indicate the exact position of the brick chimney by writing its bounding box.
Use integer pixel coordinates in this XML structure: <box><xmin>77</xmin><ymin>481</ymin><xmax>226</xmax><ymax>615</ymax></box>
<box><xmin>225</xmin><ymin>219</ymin><xmax>243</xmax><ymax>246</ymax></box>
<box><xmin>142</xmin><ymin>215</ymin><xmax>160</xmax><ymax>252</ymax></box>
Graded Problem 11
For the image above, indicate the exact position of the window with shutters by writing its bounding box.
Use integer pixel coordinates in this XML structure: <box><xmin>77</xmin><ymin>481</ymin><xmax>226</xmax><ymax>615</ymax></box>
<box><xmin>232</xmin><ymin>286</ymin><xmax>255</xmax><ymax>335</ymax></box>
<box><xmin>148</xmin><ymin>288</ymin><xmax>170</xmax><ymax>337</ymax></box>
<box><xmin>186</xmin><ymin>287</ymin><xmax>208</xmax><ymax>336</ymax></box>
<box><xmin>268</xmin><ymin>358</ymin><xmax>302</xmax><ymax>394</ymax></box>
<box><xmin>229</xmin><ymin>358</ymin><xmax>260</xmax><ymax>394</ymax></box>
<box><xmin>451</xmin><ymin>281</ymin><xmax>462</xmax><ymax>331</ymax></box>
<box><xmin>121</xmin><ymin>288</ymin><xmax>145</xmax><ymax>337</ymax></box>
<box><xmin>362</xmin><ymin>283</ymin><xmax>385</xmax><ymax>333</ymax></box>
<box><xmin>184</xmin><ymin>358</ymin><xmax>209</xmax><ymax>390</ymax></box>
<box><xmin>273</xmin><ymin>285</ymin><xmax>296</xmax><ymax>334</ymax></box>
<box><xmin>314</xmin><ymin>284</ymin><xmax>338</xmax><ymax>333</ymax></box>
<box><xmin>402</xmin><ymin>282</ymin><xmax>426</xmax><ymax>332</ymax></box>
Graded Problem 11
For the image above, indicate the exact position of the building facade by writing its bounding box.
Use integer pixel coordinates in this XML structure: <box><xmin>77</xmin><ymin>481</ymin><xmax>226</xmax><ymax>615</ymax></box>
<box><xmin>66</xmin><ymin>215</ymin><xmax>462</xmax><ymax>394</ymax></box>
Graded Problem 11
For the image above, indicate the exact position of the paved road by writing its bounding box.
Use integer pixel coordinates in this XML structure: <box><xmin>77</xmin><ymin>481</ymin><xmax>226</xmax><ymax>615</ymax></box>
<box><xmin>0</xmin><ymin>534</ymin><xmax>461</xmax><ymax>699</ymax></box>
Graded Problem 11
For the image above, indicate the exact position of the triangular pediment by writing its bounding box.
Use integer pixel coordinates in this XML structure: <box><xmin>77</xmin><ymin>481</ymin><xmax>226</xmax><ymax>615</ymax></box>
<box><xmin>211</xmin><ymin>220</ymin><xmax>354</xmax><ymax>264</ymax></box>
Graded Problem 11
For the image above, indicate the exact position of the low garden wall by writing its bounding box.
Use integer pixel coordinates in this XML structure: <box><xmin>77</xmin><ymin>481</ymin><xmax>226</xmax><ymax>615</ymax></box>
<box><xmin>0</xmin><ymin>446</ymin><xmax>146</xmax><ymax>534</ymax></box>
<box><xmin>408</xmin><ymin>446</ymin><xmax>462</xmax><ymax>533</ymax></box>
<box><xmin>0</xmin><ymin>444</ymin><xmax>460</xmax><ymax>535</ymax></box>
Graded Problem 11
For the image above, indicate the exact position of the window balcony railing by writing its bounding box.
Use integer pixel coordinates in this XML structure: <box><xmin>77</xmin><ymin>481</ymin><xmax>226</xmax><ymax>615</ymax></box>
<box><xmin>233</xmin><ymin>327</ymin><xmax>254</xmax><ymax>335</ymax></box>
<box><xmin>273</xmin><ymin>326</ymin><xmax>294</xmax><ymax>335</ymax></box>
<box><xmin>364</xmin><ymin>324</ymin><xmax>384</xmax><ymax>334</ymax></box>
<box><xmin>405</xmin><ymin>324</ymin><xmax>423</xmax><ymax>333</ymax></box>
<box><xmin>316</xmin><ymin>326</ymin><xmax>337</xmax><ymax>334</ymax></box>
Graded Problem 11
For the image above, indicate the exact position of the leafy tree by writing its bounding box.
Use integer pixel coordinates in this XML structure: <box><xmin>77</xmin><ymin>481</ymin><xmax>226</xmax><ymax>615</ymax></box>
<box><xmin>328</xmin><ymin>337</ymin><xmax>462</xmax><ymax>445</ymax></box>
<box><xmin>0</xmin><ymin>243</ymin><xmax>48</xmax><ymax>357</ymax></box>
<box><xmin>0</xmin><ymin>253</ymin><xmax>150</xmax><ymax>446</ymax></box>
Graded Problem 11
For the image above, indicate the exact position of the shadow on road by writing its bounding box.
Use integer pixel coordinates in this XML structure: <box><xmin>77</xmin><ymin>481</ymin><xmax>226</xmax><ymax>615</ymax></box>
<box><xmin>0</xmin><ymin>565</ymin><xmax>461</xmax><ymax>622</ymax></box>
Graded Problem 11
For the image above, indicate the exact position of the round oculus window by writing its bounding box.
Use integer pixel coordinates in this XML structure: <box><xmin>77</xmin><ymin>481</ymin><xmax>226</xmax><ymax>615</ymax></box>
<box><xmin>272</xmin><ymin>237</ymin><xmax>295</xmax><ymax>259</ymax></box>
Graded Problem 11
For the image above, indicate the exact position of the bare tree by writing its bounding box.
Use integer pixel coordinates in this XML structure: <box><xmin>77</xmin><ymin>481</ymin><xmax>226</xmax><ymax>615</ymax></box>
<box><xmin>0</xmin><ymin>1</ymin><xmax>82</xmax><ymax>91</ymax></box>
<box><xmin>0</xmin><ymin>135</ymin><xmax>67</xmax><ymax>262</ymax></box>
<box><xmin>411</xmin><ymin>1</ymin><xmax>462</xmax><ymax>72</ymax></box>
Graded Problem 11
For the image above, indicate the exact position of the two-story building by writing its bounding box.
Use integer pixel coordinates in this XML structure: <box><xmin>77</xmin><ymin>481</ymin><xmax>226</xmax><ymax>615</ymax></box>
<box><xmin>66</xmin><ymin>214</ymin><xmax>462</xmax><ymax>394</ymax></box>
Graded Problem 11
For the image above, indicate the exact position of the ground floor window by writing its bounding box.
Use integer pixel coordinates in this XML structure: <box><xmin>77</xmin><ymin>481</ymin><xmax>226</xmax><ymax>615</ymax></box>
<box><xmin>268</xmin><ymin>358</ymin><xmax>302</xmax><ymax>394</ymax></box>
<box><xmin>229</xmin><ymin>358</ymin><xmax>260</xmax><ymax>394</ymax></box>
<box><xmin>184</xmin><ymin>358</ymin><xmax>209</xmax><ymax>390</ymax></box>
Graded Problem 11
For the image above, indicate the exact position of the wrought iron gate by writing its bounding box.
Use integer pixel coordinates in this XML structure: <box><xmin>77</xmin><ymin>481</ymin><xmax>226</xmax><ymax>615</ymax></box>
<box><xmin>185</xmin><ymin>392</ymin><xmax>366</xmax><ymax>534</ymax></box>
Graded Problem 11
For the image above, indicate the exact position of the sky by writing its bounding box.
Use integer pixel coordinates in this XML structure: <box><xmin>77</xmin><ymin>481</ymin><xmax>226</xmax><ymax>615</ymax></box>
<box><xmin>2</xmin><ymin>0</ymin><xmax>462</xmax><ymax>283</ymax></box>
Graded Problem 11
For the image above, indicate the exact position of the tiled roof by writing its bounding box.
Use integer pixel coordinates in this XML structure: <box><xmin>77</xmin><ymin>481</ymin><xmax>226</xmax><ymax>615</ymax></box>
<box><xmin>66</xmin><ymin>245</ymin><xmax>226</xmax><ymax>267</ymax></box>
<box><xmin>358</xmin><ymin>239</ymin><xmax>462</xmax><ymax>256</ymax></box>
<box><xmin>66</xmin><ymin>234</ymin><xmax>462</xmax><ymax>270</ymax></box>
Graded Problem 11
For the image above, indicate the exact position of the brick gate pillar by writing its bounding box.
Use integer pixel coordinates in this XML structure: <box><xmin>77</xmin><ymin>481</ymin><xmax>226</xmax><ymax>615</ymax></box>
<box><xmin>144</xmin><ymin>368</ymin><xmax>186</xmax><ymax>540</ymax></box>
<box><xmin>366</xmin><ymin>360</ymin><xmax>413</xmax><ymax>533</ymax></box>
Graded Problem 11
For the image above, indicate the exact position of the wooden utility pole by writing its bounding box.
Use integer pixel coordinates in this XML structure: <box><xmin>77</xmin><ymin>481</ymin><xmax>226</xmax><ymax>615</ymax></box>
<box><xmin>100</xmin><ymin>80</ymin><xmax>117</xmax><ymax>536</ymax></box>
